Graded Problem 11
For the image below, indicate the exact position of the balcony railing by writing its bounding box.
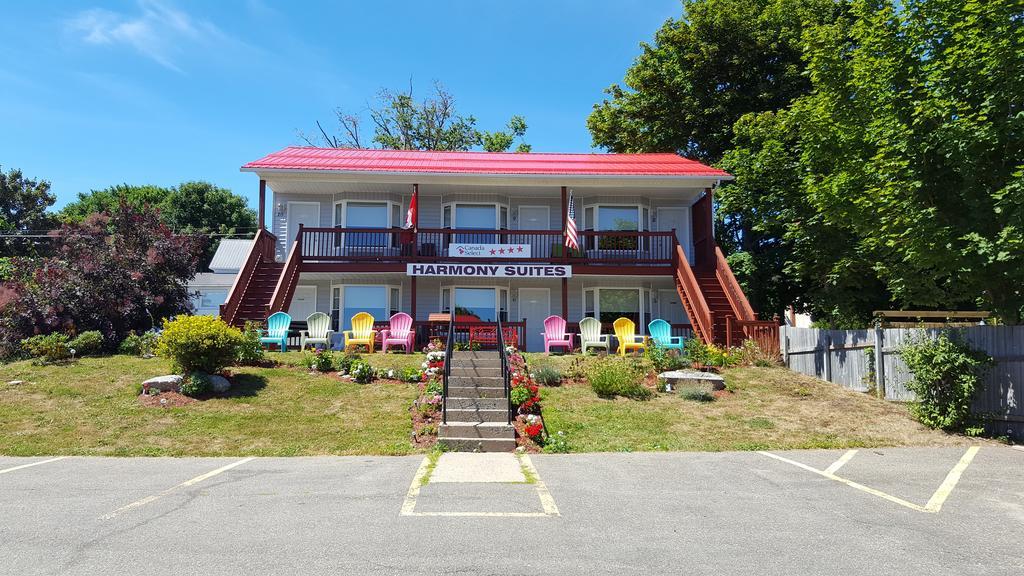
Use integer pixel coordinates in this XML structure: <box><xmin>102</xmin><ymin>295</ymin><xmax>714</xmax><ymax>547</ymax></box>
<box><xmin>296</xmin><ymin>227</ymin><xmax>677</xmax><ymax>266</ymax></box>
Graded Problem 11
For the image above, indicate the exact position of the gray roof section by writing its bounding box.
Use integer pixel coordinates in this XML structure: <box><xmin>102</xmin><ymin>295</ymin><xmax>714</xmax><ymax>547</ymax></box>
<box><xmin>208</xmin><ymin>239</ymin><xmax>254</xmax><ymax>273</ymax></box>
<box><xmin>189</xmin><ymin>272</ymin><xmax>237</xmax><ymax>288</ymax></box>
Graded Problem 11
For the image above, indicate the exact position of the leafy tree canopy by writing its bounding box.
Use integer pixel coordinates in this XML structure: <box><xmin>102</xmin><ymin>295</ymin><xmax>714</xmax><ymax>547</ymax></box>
<box><xmin>0</xmin><ymin>166</ymin><xmax>57</xmax><ymax>257</ymax></box>
<box><xmin>303</xmin><ymin>81</ymin><xmax>531</xmax><ymax>152</ymax></box>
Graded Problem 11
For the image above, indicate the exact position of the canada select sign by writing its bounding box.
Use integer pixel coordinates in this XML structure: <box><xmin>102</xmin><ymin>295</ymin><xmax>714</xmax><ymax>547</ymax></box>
<box><xmin>406</xmin><ymin>263</ymin><xmax>571</xmax><ymax>278</ymax></box>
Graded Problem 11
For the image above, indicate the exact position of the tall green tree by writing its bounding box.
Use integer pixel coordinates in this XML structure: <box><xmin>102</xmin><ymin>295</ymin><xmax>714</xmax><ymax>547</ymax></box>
<box><xmin>59</xmin><ymin>184</ymin><xmax>168</xmax><ymax>222</ymax></box>
<box><xmin>0</xmin><ymin>166</ymin><xmax>57</xmax><ymax>257</ymax></box>
<box><xmin>304</xmin><ymin>81</ymin><xmax>531</xmax><ymax>152</ymax></box>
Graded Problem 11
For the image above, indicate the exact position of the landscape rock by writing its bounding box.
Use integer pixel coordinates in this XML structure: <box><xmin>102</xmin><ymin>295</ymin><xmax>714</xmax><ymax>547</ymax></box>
<box><xmin>658</xmin><ymin>370</ymin><xmax>725</xmax><ymax>393</ymax></box>
<box><xmin>142</xmin><ymin>375</ymin><xmax>183</xmax><ymax>393</ymax></box>
<box><xmin>208</xmin><ymin>374</ymin><xmax>231</xmax><ymax>394</ymax></box>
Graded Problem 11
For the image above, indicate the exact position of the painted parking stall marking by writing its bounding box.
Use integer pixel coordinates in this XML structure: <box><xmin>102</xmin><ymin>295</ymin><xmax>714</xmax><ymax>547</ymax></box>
<box><xmin>100</xmin><ymin>457</ymin><xmax>255</xmax><ymax>520</ymax></box>
<box><xmin>758</xmin><ymin>447</ymin><xmax>980</xmax><ymax>514</ymax></box>
<box><xmin>0</xmin><ymin>456</ymin><xmax>67</xmax><ymax>475</ymax></box>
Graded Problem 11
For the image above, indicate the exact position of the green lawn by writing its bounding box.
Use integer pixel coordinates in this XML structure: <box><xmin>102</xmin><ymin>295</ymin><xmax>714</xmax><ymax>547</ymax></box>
<box><xmin>0</xmin><ymin>355</ymin><xmax>419</xmax><ymax>457</ymax></box>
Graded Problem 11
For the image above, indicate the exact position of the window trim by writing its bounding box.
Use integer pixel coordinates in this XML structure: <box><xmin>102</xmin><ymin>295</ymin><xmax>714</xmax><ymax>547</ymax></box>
<box><xmin>581</xmin><ymin>286</ymin><xmax>651</xmax><ymax>333</ymax></box>
<box><xmin>331</xmin><ymin>283</ymin><xmax>403</xmax><ymax>330</ymax></box>
<box><xmin>440</xmin><ymin>285</ymin><xmax>510</xmax><ymax>322</ymax></box>
<box><xmin>332</xmin><ymin>199</ymin><xmax>400</xmax><ymax>250</ymax></box>
<box><xmin>441</xmin><ymin>202</ymin><xmax>510</xmax><ymax>230</ymax></box>
<box><xmin>581</xmin><ymin>203</ymin><xmax>648</xmax><ymax>232</ymax></box>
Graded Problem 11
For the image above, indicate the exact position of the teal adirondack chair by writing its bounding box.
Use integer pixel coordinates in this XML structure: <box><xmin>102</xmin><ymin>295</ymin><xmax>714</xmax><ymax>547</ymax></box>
<box><xmin>579</xmin><ymin>317</ymin><xmax>610</xmax><ymax>354</ymax></box>
<box><xmin>261</xmin><ymin>312</ymin><xmax>292</xmax><ymax>351</ymax></box>
<box><xmin>648</xmin><ymin>319</ymin><xmax>685</xmax><ymax>352</ymax></box>
<box><xmin>300</xmin><ymin>312</ymin><xmax>334</xmax><ymax>350</ymax></box>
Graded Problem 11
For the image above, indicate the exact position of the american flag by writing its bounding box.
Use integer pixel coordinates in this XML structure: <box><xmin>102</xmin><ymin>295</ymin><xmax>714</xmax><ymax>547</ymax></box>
<box><xmin>564</xmin><ymin>191</ymin><xmax>579</xmax><ymax>251</ymax></box>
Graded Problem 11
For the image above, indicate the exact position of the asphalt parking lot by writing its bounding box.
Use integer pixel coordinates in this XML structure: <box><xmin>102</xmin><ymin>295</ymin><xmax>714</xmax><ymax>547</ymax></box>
<box><xmin>2</xmin><ymin>446</ymin><xmax>1022</xmax><ymax>575</ymax></box>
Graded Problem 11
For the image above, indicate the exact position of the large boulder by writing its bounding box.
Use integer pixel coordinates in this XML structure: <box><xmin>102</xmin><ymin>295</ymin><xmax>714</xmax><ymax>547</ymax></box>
<box><xmin>208</xmin><ymin>374</ymin><xmax>231</xmax><ymax>394</ymax></box>
<box><xmin>658</xmin><ymin>370</ymin><xmax>725</xmax><ymax>393</ymax></box>
<box><xmin>142</xmin><ymin>375</ymin><xmax>183</xmax><ymax>393</ymax></box>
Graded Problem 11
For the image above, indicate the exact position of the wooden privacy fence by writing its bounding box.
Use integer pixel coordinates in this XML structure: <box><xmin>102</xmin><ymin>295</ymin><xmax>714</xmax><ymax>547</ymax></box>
<box><xmin>780</xmin><ymin>326</ymin><xmax>1024</xmax><ymax>440</ymax></box>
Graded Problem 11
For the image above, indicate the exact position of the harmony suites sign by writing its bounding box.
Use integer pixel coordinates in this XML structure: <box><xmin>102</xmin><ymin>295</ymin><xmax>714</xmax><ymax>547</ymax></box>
<box><xmin>406</xmin><ymin>263</ymin><xmax>571</xmax><ymax>278</ymax></box>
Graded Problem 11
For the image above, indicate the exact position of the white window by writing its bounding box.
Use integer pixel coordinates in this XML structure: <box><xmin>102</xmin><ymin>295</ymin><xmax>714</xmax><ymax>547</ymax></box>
<box><xmin>441</xmin><ymin>286</ymin><xmax>509</xmax><ymax>322</ymax></box>
<box><xmin>332</xmin><ymin>284</ymin><xmax>402</xmax><ymax>330</ymax></box>
<box><xmin>442</xmin><ymin>202</ymin><xmax>509</xmax><ymax>243</ymax></box>
<box><xmin>582</xmin><ymin>287</ymin><xmax>651</xmax><ymax>332</ymax></box>
<box><xmin>333</xmin><ymin>200</ymin><xmax>399</xmax><ymax>247</ymax></box>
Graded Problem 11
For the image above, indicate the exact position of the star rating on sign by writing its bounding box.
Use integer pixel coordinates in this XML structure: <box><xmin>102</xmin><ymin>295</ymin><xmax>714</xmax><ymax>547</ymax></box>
<box><xmin>516</xmin><ymin>246</ymin><xmax>524</xmax><ymax>253</ymax></box>
<box><xmin>489</xmin><ymin>249</ymin><xmax>497</xmax><ymax>255</ymax></box>
<box><xmin>498</xmin><ymin>248</ymin><xmax>506</xmax><ymax>254</ymax></box>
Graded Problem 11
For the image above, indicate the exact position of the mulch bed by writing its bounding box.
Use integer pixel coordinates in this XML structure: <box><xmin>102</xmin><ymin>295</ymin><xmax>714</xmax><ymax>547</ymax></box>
<box><xmin>409</xmin><ymin>404</ymin><xmax>440</xmax><ymax>449</ymax></box>
<box><xmin>137</xmin><ymin>391</ymin><xmax>196</xmax><ymax>407</ymax></box>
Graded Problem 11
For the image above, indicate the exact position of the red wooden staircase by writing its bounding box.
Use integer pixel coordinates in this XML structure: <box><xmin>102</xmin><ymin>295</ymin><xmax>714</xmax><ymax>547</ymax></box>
<box><xmin>220</xmin><ymin>229</ymin><xmax>281</xmax><ymax>327</ymax></box>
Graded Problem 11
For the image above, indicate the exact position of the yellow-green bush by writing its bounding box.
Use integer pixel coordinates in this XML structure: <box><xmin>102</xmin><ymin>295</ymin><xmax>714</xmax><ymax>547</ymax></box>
<box><xmin>156</xmin><ymin>315</ymin><xmax>243</xmax><ymax>374</ymax></box>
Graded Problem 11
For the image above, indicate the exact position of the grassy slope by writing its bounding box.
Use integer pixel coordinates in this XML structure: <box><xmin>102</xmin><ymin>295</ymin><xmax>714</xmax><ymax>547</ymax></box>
<box><xmin>0</xmin><ymin>355</ymin><xmax>419</xmax><ymax>457</ymax></box>
<box><xmin>540</xmin><ymin>365</ymin><xmax>972</xmax><ymax>452</ymax></box>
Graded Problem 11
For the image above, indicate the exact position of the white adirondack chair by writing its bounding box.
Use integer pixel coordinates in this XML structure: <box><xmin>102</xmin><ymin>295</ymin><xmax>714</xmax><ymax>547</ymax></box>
<box><xmin>579</xmin><ymin>317</ymin><xmax>610</xmax><ymax>354</ymax></box>
<box><xmin>300</xmin><ymin>312</ymin><xmax>334</xmax><ymax>350</ymax></box>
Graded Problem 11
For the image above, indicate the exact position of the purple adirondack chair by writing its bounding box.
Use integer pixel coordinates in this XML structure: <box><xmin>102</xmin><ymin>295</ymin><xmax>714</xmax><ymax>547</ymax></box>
<box><xmin>381</xmin><ymin>312</ymin><xmax>415</xmax><ymax>353</ymax></box>
<box><xmin>542</xmin><ymin>315</ymin><xmax>574</xmax><ymax>354</ymax></box>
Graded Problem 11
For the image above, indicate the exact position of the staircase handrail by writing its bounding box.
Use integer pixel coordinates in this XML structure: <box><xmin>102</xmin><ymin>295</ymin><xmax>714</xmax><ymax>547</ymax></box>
<box><xmin>714</xmin><ymin>246</ymin><xmax>756</xmax><ymax>321</ymax></box>
<box><xmin>267</xmin><ymin>226</ymin><xmax>304</xmax><ymax>314</ymax></box>
<box><xmin>673</xmin><ymin>242</ymin><xmax>714</xmax><ymax>343</ymax></box>
<box><xmin>442</xmin><ymin>313</ymin><xmax>454</xmax><ymax>424</ymax></box>
<box><xmin>220</xmin><ymin>228</ymin><xmax>277</xmax><ymax>326</ymax></box>
<box><xmin>496</xmin><ymin>315</ymin><xmax>512</xmax><ymax>425</ymax></box>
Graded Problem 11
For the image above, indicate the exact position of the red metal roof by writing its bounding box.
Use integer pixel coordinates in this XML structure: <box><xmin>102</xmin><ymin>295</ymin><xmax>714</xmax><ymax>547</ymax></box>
<box><xmin>242</xmin><ymin>147</ymin><xmax>730</xmax><ymax>177</ymax></box>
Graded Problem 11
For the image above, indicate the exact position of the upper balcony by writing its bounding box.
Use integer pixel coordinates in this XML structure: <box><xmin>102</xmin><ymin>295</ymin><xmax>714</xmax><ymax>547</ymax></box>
<box><xmin>289</xmin><ymin>226</ymin><xmax>680</xmax><ymax>271</ymax></box>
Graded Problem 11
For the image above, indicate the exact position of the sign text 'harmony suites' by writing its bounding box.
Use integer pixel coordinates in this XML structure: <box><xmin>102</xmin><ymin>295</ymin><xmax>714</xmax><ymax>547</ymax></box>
<box><xmin>406</xmin><ymin>263</ymin><xmax>571</xmax><ymax>278</ymax></box>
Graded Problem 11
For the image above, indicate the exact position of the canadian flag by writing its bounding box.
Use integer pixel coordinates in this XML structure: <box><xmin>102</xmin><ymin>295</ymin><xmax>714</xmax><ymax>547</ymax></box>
<box><xmin>405</xmin><ymin>185</ymin><xmax>418</xmax><ymax>229</ymax></box>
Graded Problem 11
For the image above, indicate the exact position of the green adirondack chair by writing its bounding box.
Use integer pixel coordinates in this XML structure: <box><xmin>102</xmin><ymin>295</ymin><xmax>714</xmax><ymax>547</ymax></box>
<box><xmin>579</xmin><ymin>317</ymin><xmax>610</xmax><ymax>355</ymax></box>
<box><xmin>648</xmin><ymin>319</ymin><xmax>685</xmax><ymax>352</ymax></box>
<box><xmin>260</xmin><ymin>312</ymin><xmax>292</xmax><ymax>351</ymax></box>
<box><xmin>301</xmin><ymin>312</ymin><xmax>334</xmax><ymax>350</ymax></box>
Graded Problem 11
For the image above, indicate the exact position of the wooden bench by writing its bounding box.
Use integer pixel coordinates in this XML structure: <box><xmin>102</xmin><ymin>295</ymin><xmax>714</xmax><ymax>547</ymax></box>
<box><xmin>468</xmin><ymin>325</ymin><xmax>519</xmax><ymax>349</ymax></box>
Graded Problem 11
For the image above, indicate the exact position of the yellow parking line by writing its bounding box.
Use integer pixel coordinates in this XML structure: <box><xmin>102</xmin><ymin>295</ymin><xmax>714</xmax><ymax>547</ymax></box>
<box><xmin>400</xmin><ymin>456</ymin><xmax>431</xmax><ymax>516</ymax></box>
<box><xmin>520</xmin><ymin>454</ymin><xmax>560</xmax><ymax>517</ymax></box>
<box><xmin>823</xmin><ymin>450</ymin><xmax>858</xmax><ymax>475</ymax></box>
<box><xmin>924</xmin><ymin>446</ymin><xmax>979</xmax><ymax>513</ymax></box>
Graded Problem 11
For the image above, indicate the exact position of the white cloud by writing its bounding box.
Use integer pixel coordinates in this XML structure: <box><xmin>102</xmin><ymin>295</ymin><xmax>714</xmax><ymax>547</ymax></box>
<box><xmin>66</xmin><ymin>0</ymin><xmax>234</xmax><ymax>73</ymax></box>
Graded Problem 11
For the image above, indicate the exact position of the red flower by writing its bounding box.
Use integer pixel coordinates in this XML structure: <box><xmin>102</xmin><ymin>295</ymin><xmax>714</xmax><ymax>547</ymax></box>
<box><xmin>524</xmin><ymin>423</ymin><xmax>543</xmax><ymax>438</ymax></box>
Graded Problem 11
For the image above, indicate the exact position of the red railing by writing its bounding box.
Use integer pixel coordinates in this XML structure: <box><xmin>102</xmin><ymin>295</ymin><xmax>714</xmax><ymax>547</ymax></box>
<box><xmin>673</xmin><ymin>243</ymin><xmax>714</xmax><ymax>344</ymax></box>
<box><xmin>714</xmin><ymin>246</ymin><xmax>756</xmax><ymax>321</ymax></box>
<box><xmin>294</xmin><ymin>227</ymin><xmax>676</xmax><ymax>265</ymax></box>
<box><xmin>726</xmin><ymin>316</ymin><xmax>780</xmax><ymax>357</ymax></box>
<box><xmin>220</xmin><ymin>229</ymin><xmax>276</xmax><ymax>326</ymax></box>
<box><xmin>268</xmin><ymin>227</ymin><xmax>303</xmax><ymax>314</ymax></box>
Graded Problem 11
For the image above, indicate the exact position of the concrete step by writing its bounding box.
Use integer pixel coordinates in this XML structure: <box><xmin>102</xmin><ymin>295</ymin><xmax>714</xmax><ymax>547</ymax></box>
<box><xmin>449</xmin><ymin>357</ymin><xmax>502</xmax><ymax>368</ymax></box>
<box><xmin>448</xmin><ymin>386</ymin><xmax>506</xmax><ymax>398</ymax></box>
<box><xmin>445</xmin><ymin>408</ymin><xmax>508</xmax><ymax>423</ymax></box>
<box><xmin>439</xmin><ymin>421</ymin><xmax>515</xmax><ymax>439</ymax></box>
<box><xmin>446</xmin><ymin>397</ymin><xmax>507</xmax><ymax>411</ymax></box>
<box><xmin>449</xmin><ymin>375</ymin><xmax>504</xmax><ymax>388</ymax></box>
<box><xmin>437</xmin><ymin>437</ymin><xmax>517</xmax><ymax>452</ymax></box>
<box><xmin>449</xmin><ymin>366</ymin><xmax>502</xmax><ymax>378</ymax></box>
<box><xmin>452</xmin><ymin>351</ymin><xmax>500</xmax><ymax>359</ymax></box>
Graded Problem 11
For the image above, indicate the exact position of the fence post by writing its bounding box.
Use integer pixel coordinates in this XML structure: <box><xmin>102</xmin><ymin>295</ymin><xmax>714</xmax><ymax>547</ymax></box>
<box><xmin>874</xmin><ymin>326</ymin><xmax>886</xmax><ymax>399</ymax></box>
<box><xmin>824</xmin><ymin>334</ymin><xmax>832</xmax><ymax>382</ymax></box>
<box><xmin>782</xmin><ymin>330</ymin><xmax>790</xmax><ymax>367</ymax></box>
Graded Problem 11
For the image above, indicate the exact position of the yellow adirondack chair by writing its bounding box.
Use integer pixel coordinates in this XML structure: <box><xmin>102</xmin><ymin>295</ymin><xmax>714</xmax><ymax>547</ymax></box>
<box><xmin>613</xmin><ymin>317</ymin><xmax>647</xmax><ymax>357</ymax></box>
<box><xmin>344</xmin><ymin>312</ymin><xmax>377</xmax><ymax>353</ymax></box>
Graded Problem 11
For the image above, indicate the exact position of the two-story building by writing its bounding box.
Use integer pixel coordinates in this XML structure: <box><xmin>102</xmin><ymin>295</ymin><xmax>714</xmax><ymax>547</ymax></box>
<box><xmin>221</xmin><ymin>147</ymin><xmax>768</xmax><ymax>351</ymax></box>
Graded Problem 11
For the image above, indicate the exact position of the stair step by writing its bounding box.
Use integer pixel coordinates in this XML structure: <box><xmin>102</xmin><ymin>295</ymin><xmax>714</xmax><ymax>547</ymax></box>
<box><xmin>451</xmin><ymin>351</ymin><xmax>500</xmax><ymax>359</ymax></box>
<box><xmin>449</xmin><ymin>358</ymin><xmax>502</xmax><ymax>368</ymax></box>
<box><xmin>446</xmin><ymin>397</ymin><xmax>507</xmax><ymax>410</ymax></box>
<box><xmin>449</xmin><ymin>376</ymin><xmax>504</xmax><ymax>387</ymax></box>
<box><xmin>449</xmin><ymin>366</ymin><xmax>502</xmax><ymax>378</ymax></box>
<box><xmin>437</xmin><ymin>437</ymin><xmax>517</xmax><ymax>452</ymax></box>
<box><xmin>445</xmin><ymin>408</ymin><xmax>509</xmax><ymax>423</ymax></box>
<box><xmin>439</xmin><ymin>422</ymin><xmax>515</xmax><ymax>439</ymax></box>
<box><xmin>447</xmin><ymin>386</ymin><xmax>506</xmax><ymax>398</ymax></box>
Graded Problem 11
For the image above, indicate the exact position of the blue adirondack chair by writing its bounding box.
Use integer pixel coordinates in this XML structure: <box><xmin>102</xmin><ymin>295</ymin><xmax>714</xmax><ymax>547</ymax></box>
<box><xmin>260</xmin><ymin>312</ymin><xmax>292</xmax><ymax>351</ymax></box>
<box><xmin>648</xmin><ymin>319</ymin><xmax>685</xmax><ymax>352</ymax></box>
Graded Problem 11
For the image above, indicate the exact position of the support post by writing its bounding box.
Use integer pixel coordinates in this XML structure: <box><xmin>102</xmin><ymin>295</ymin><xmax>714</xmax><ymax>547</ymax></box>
<box><xmin>258</xmin><ymin>179</ymin><xmax>266</xmax><ymax>231</ymax></box>
<box><xmin>411</xmin><ymin>276</ymin><xmax>418</xmax><ymax>321</ymax></box>
<box><xmin>561</xmin><ymin>186</ymin><xmax>568</xmax><ymax>234</ymax></box>
<box><xmin>413</xmin><ymin>183</ymin><xmax>419</xmax><ymax>229</ymax></box>
<box><xmin>824</xmin><ymin>333</ymin><xmax>833</xmax><ymax>382</ymax></box>
<box><xmin>561</xmin><ymin>277</ymin><xmax>568</xmax><ymax>320</ymax></box>
<box><xmin>874</xmin><ymin>326</ymin><xmax>886</xmax><ymax>399</ymax></box>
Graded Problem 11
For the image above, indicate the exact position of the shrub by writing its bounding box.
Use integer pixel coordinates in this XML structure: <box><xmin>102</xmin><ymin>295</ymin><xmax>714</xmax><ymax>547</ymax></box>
<box><xmin>119</xmin><ymin>331</ymin><xmax>158</xmax><ymax>357</ymax></box>
<box><xmin>542</xmin><ymin>430</ymin><xmax>570</xmax><ymax>453</ymax></box>
<box><xmin>586</xmin><ymin>357</ymin><xmax>653</xmax><ymax>400</ymax></box>
<box><xmin>20</xmin><ymin>333</ymin><xmax>72</xmax><ymax>364</ymax></box>
<box><xmin>680</xmin><ymin>387</ymin><xmax>715</xmax><ymax>402</ymax></box>
<box><xmin>300</xmin><ymin>348</ymin><xmax>335</xmax><ymax>372</ymax></box>
<box><xmin>735</xmin><ymin>338</ymin><xmax>780</xmax><ymax>367</ymax></box>
<box><xmin>236</xmin><ymin>322</ymin><xmax>265</xmax><ymax>365</ymax></box>
<box><xmin>899</xmin><ymin>332</ymin><xmax>993</xmax><ymax>431</ymax></box>
<box><xmin>683</xmin><ymin>338</ymin><xmax>709</xmax><ymax>366</ymax></box>
<box><xmin>69</xmin><ymin>330</ymin><xmax>104</xmax><ymax>356</ymax></box>
<box><xmin>350</xmin><ymin>360</ymin><xmax>374</xmax><ymax>383</ymax></box>
<box><xmin>336</xmin><ymin>352</ymin><xmax>360</xmax><ymax>374</ymax></box>
<box><xmin>533</xmin><ymin>366</ymin><xmax>563</xmax><ymax>386</ymax></box>
<box><xmin>424</xmin><ymin>377</ymin><xmax>443</xmax><ymax>397</ymax></box>
<box><xmin>180</xmin><ymin>371</ymin><xmax>211</xmax><ymax>397</ymax></box>
<box><xmin>156</xmin><ymin>315</ymin><xmax>243</xmax><ymax>374</ymax></box>
<box><xmin>400</xmin><ymin>366</ymin><xmax>423</xmax><ymax>383</ymax></box>
<box><xmin>510</xmin><ymin>385</ymin><xmax>532</xmax><ymax>405</ymax></box>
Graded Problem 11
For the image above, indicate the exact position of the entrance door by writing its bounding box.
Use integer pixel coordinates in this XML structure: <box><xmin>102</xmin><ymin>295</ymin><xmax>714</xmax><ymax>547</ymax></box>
<box><xmin>518</xmin><ymin>206</ymin><xmax>551</xmax><ymax>259</ymax></box>
<box><xmin>518</xmin><ymin>288</ymin><xmax>550</xmax><ymax>352</ymax></box>
<box><xmin>657</xmin><ymin>207</ymin><xmax>691</xmax><ymax>262</ymax></box>
<box><xmin>288</xmin><ymin>286</ymin><xmax>318</xmax><ymax>324</ymax></box>
<box><xmin>287</xmin><ymin>202</ymin><xmax>319</xmax><ymax>252</ymax></box>
<box><xmin>658</xmin><ymin>289</ymin><xmax>689</xmax><ymax>326</ymax></box>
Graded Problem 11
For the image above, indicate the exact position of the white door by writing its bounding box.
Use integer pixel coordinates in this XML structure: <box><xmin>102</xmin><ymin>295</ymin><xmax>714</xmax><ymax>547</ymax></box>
<box><xmin>287</xmin><ymin>202</ymin><xmax>320</xmax><ymax>245</ymax></box>
<box><xmin>518</xmin><ymin>288</ymin><xmax>550</xmax><ymax>352</ymax></box>
<box><xmin>518</xmin><ymin>206</ymin><xmax>551</xmax><ymax>259</ymax></box>
<box><xmin>288</xmin><ymin>286</ymin><xmax>318</xmax><ymax>323</ymax></box>
<box><xmin>658</xmin><ymin>289</ymin><xmax>689</xmax><ymax>325</ymax></box>
<box><xmin>657</xmin><ymin>207</ymin><xmax>691</xmax><ymax>262</ymax></box>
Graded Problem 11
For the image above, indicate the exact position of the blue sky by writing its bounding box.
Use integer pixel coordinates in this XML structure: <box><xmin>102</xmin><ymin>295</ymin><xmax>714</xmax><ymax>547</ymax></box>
<box><xmin>0</xmin><ymin>0</ymin><xmax>680</xmax><ymax>212</ymax></box>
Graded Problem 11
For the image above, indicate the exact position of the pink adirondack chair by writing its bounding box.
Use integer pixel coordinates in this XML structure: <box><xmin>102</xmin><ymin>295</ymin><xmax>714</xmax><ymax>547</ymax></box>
<box><xmin>542</xmin><ymin>315</ymin><xmax>574</xmax><ymax>354</ymax></box>
<box><xmin>381</xmin><ymin>312</ymin><xmax>415</xmax><ymax>353</ymax></box>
